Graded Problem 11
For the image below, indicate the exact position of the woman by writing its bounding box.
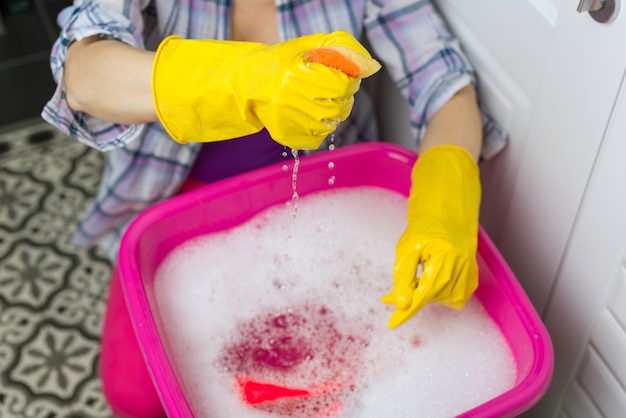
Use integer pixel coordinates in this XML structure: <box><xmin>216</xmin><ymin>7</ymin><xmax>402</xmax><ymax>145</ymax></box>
<box><xmin>42</xmin><ymin>0</ymin><xmax>505</xmax><ymax>416</ymax></box>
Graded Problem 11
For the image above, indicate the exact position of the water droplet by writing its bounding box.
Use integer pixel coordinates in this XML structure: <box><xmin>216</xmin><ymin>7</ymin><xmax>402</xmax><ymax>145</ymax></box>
<box><xmin>321</xmin><ymin>118</ymin><xmax>338</xmax><ymax>130</ymax></box>
<box><xmin>290</xmin><ymin>149</ymin><xmax>300</xmax><ymax>217</ymax></box>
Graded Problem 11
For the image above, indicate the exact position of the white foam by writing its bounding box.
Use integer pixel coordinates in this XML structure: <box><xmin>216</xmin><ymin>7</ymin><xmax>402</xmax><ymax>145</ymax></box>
<box><xmin>153</xmin><ymin>187</ymin><xmax>516</xmax><ymax>417</ymax></box>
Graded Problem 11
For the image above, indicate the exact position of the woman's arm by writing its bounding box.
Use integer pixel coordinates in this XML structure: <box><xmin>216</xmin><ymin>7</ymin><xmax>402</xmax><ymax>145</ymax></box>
<box><xmin>417</xmin><ymin>84</ymin><xmax>483</xmax><ymax>161</ymax></box>
<box><xmin>64</xmin><ymin>36</ymin><xmax>157</xmax><ymax>124</ymax></box>
<box><xmin>383</xmin><ymin>83</ymin><xmax>484</xmax><ymax>327</ymax></box>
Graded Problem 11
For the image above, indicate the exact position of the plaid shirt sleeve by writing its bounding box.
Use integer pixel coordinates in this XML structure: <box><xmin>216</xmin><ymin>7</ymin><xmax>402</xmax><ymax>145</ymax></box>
<box><xmin>364</xmin><ymin>0</ymin><xmax>506</xmax><ymax>158</ymax></box>
<box><xmin>39</xmin><ymin>0</ymin><xmax>195</xmax><ymax>261</ymax></box>
<box><xmin>41</xmin><ymin>0</ymin><xmax>151</xmax><ymax>151</ymax></box>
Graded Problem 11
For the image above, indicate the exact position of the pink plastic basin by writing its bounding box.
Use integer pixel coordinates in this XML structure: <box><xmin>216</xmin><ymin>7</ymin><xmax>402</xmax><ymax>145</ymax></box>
<box><xmin>118</xmin><ymin>142</ymin><xmax>554</xmax><ymax>418</ymax></box>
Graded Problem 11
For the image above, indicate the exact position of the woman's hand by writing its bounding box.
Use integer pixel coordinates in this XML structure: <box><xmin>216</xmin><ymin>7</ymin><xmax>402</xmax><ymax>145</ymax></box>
<box><xmin>152</xmin><ymin>31</ymin><xmax>380</xmax><ymax>149</ymax></box>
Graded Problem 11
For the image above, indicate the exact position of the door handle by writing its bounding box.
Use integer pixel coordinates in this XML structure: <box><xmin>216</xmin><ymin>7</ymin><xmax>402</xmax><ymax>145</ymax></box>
<box><xmin>577</xmin><ymin>0</ymin><xmax>619</xmax><ymax>23</ymax></box>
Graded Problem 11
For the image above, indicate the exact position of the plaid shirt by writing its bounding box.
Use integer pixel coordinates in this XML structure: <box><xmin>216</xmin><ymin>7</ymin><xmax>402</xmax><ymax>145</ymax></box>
<box><xmin>42</xmin><ymin>0</ymin><xmax>506</xmax><ymax>261</ymax></box>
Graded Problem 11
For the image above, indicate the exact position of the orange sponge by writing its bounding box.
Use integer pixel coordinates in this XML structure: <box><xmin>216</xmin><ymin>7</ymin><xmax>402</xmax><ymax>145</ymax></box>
<box><xmin>305</xmin><ymin>46</ymin><xmax>381</xmax><ymax>79</ymax></box>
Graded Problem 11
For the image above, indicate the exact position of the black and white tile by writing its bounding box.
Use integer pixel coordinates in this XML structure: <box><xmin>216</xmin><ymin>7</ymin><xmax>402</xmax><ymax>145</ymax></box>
<box><xmin>0</xmin><ymin>119</ymin><xmax>113</xmax><ymax>418</ymax></box>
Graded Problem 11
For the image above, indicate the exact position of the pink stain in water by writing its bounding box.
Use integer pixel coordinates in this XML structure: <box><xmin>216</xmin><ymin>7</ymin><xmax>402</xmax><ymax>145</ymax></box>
<box><xmin>219</xmin><ymin>304</ymin><xmax>370</xmax><ymax>416</ymax></box>
<box><xmin>412</xmin><ymin>336</ymin><xmax>422</xmax><ymax>348</ymax></box>
<box><xmin>222</xmin><ymin>312</ymin><xmax>314</xmax><ymax>371</ymax></box>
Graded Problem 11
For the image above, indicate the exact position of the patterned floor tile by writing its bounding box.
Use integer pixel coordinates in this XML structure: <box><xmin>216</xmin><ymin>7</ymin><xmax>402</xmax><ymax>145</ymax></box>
<box><xmin>0</xmin><ymin>170</ymin><xmax>51</xmax><ymax>231</ymax></box>
<box><xmin>10</xmin><ymin>324</ymin><xmax>99</xmax><ymax>400</ymax></box>
<box><xmin>0</xmin><ymin>240</ymin><xmax>75</xmax><ymax>308</ymax></box>
<box><xmin>0</xmin><ymin>120</ymin><xmax>114</xmax><ymax>417</ymax></box>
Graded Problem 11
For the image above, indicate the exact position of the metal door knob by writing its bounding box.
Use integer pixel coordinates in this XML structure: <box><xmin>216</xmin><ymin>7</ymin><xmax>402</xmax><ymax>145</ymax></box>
<box><xmin>577</xmin><ymin>0</ymin><xmax>619</xmax><ymax>23</ymax></box>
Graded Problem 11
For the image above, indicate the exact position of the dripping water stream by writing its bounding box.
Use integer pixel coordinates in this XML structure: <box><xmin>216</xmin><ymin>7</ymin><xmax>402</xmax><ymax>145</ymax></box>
<box><xmin>284</xmin><ymin>121</ymin><xmax>339</xmax><ymax>217</ymax></box>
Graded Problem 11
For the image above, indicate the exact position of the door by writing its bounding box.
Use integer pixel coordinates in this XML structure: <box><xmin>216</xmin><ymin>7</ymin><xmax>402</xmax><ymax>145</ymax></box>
<box><xmin>427</xmin><ymin>1</ymin><xmax>626</xmax><ymax>417</ymax></box>
<box><xmin>540</xmin><ymin>71</ymin><xmax>626</xmax><ymax>417</ymax></box>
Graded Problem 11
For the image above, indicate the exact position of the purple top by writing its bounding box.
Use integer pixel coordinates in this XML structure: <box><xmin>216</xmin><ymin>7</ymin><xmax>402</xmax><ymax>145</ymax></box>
<box><xmin>188</xmin><ymin>129</ymin><xmax>297</xmax><ymax>183</ymax></box>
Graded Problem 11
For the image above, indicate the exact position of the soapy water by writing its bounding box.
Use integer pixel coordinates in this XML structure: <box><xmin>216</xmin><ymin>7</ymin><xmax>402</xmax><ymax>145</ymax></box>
<box><xmin>153</xmin><ymin>187</ymin><xmax>516</xmax><ymax>417</ymax></box>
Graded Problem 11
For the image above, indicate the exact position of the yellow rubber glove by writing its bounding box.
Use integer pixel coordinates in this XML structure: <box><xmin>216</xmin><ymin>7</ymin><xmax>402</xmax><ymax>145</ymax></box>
<box><xmin>381</xmin><ymin>145</ymin><xmax>481</xmax><ymax>328</ymax></box>
<box><xmin>151</xmin><ymin>31</ymin><xmax>379</xmax><ymax>150</ymax></box>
